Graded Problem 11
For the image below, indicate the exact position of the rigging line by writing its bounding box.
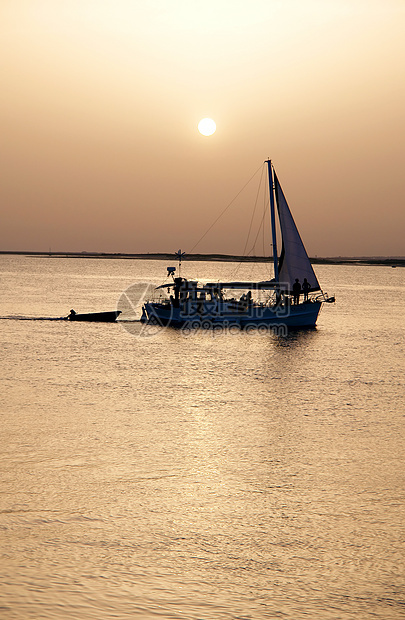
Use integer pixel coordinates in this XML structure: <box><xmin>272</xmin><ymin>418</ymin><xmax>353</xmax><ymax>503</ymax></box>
<box><xmin>188</xmin><ymin>164</ymin><xmax>264</xmax><ymax>254</ymax></box>
<box><xmin>247</xmin><ymin>198</ymin><xmax>270</xmax><ymax>257</ymax></box>
<box><xmin>242</xmin><ymin>164</ymin><xmax>266</xmax><ymax>257</ymax></box>
<box><xmin>229</xmin><ymin>184</ymin><xmax>268</xmax><ymax>279</ymax></box>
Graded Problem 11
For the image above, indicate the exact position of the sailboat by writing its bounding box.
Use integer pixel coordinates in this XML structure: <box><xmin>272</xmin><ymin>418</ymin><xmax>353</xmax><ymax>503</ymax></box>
<box><xmin>141</xmin><ymin>160</ymin><xmax>334</xmax><ymax>329</ymax></box>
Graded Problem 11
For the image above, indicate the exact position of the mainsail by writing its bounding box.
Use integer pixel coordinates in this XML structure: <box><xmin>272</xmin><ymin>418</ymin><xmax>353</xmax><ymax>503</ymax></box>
<box><xmin>274</xmin><ymin>172</ymin><xmax>320</xmax><ymax>293</ymax></box>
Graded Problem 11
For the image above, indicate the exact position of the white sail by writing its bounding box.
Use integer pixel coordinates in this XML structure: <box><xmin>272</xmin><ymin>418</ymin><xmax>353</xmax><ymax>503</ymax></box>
<box><xmin>274</xmin><ymin>172</ymin><xmax>320</xmax><ymax>293</ymax></box>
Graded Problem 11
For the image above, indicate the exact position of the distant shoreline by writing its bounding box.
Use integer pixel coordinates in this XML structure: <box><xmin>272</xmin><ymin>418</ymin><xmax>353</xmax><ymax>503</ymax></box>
<box><xmin>0</xmin><ymin>251</ymin><xmax>404</xmax><ymax>267</ymax></box>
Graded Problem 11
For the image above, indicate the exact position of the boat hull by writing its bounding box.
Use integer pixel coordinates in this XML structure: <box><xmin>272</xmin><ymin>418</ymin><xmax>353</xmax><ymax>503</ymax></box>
<box><xmin>68</xmin><ymin>311</ymin><xmax>121</xmax><ymax>323</ymax></box>
<box><xmin>142</xmin><ymin>301</ymin><xmax>321</xmax><ymax>330</ymax></box>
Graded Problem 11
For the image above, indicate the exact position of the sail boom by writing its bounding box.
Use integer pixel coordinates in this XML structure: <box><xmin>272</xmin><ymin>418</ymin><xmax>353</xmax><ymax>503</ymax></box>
<box><xmin>213</xmin><ymin>281</ymin><xmax>278</xmax><ymax>290</ymax></box>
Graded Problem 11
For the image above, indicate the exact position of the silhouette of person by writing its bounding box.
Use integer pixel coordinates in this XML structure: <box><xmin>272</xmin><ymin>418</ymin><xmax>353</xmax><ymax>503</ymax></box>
<box><xmin>292</xmin><ymin>279</ymin><xmax>301</xmax><ymax>305</ymax></box>
<box><xmin>302</xmin><ymin>278</ymin><xmax>311</xmax><ymax>301</ymax></box>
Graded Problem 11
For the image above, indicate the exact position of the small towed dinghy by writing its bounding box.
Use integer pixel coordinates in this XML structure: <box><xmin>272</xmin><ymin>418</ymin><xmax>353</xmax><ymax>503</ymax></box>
<box><xmin>67</xmin><ymin>309</ymin><xmax>121</xmax><ymax>322</ymax></box>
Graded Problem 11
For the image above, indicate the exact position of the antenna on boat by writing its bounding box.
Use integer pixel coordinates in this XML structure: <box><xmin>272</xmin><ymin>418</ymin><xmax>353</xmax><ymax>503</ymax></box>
<box><xmin>266</xmin><ymin>160</ymin><xmax>279</xmax><ymax>283</ymax></box>
<box><xmin>175</xmin><ymin>249</ymin><xmax>185</xmax><ymax>276</ymax></box>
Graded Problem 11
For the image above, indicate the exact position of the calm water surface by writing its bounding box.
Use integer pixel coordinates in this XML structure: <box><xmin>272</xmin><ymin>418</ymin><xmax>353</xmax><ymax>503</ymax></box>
<box><xmin>0</xmin><ymin>256</ymin><xmax>404</xmax><ymax>619</ymax></box>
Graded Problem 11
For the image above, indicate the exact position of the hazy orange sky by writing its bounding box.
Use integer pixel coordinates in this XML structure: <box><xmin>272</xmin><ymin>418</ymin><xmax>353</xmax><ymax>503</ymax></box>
<box><xmin>1</xmin><ymin>1</ymin><xmax>404</xmax><ymax>256</ymax></box>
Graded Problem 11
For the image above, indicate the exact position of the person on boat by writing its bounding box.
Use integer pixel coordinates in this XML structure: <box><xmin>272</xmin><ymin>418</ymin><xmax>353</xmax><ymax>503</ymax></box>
<box><xmin>68</xmin><ymin>309</ymin><xmax>76</xmax><ymax>319</ymax></box>
<box><xmin>172</xmin><ymin>277</ymin><xmax>183</xmax><ymax>308</ymax></box>
<box><xmin>292</xmin><ymin>279</ymin><xmax>301</xmax><ymax>305</ymax></box>
<box><xmin>302</xmin><ymin>278</ymin><xmax>311</xmax><ymax>302</ymax></box>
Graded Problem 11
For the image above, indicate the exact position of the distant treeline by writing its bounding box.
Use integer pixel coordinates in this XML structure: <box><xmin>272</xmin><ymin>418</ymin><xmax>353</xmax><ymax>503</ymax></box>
<box><xmin>0</xmin><ymin>251</ymin><xmax>404</xmax><ymax>267</ymax></box>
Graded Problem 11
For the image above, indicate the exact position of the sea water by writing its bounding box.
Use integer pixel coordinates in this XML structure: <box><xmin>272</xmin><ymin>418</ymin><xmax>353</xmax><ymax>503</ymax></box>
<box><xmin>0</xmin><ymin>256</ymin><xmax>404</xmax><ymax>620</ymax></box>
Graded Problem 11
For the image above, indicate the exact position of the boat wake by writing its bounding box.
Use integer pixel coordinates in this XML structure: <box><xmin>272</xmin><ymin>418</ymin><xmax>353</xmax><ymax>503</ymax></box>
<box><xmin>0</xmin><ymin>315</ymin><xmax>68</xmax><ymax>321</ymax></box>
<box><xmin>0</xmin><ymin>315</ymin><xmax>142</xmax><ymax>323</ymax></box>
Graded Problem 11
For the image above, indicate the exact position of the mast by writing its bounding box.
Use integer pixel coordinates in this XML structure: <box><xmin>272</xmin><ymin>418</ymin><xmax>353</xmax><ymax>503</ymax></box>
<box><xmin>266</xmin><ymin>159</ymin><xmax>279</xmax><ymax>283</ymax></box>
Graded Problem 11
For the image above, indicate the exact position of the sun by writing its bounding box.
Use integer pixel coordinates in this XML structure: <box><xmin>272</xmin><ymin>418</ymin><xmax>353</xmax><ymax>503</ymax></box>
<box><xmin>198</xmin><ymin>118</ymin><xmax>216</xmax><ymax>136</ymax></box>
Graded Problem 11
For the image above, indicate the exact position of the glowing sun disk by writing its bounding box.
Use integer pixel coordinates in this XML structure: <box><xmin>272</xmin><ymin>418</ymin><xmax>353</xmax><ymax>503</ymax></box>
<box><xmin>198</xmin><ymin>118</ymin><xmax>216</xmax><ymax>136</ymax></box>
